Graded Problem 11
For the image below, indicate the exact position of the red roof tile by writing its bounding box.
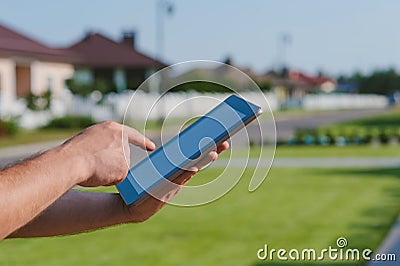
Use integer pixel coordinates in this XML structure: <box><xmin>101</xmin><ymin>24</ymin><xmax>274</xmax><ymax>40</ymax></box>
<box><xmin>289</xmin><ymin>71</ymin><xmax>336</xmax><ymax>86</ymax></box>
<box><xmin>66</xmin><ymin>33</ymin><xmax>165</xmax><ymax>68</ymax></box>
<box><xmin>0</xmin><ymin>24</ymin><xmax>72</xmax><ymax>61</ymax></box>
<box><xmin>0</xmin><ymin>24</ymin><xmax>165</xmax><ymax>68</ymax></box>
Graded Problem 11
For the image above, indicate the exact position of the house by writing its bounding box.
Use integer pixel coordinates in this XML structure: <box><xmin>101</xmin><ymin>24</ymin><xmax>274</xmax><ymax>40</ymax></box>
<box><xmin>260</xmin><ymin>69</ymin><xmax>337</xmax><ymax>108</ymax></box>
<box><xmin>0</xmin><ymin>24</ymin><xmax>74</xmax><ymax>116</ymax></box>
<box><xmin>0</xmin><ymin>23</ymin><xmax>165</xmax><ymax>117</ymax></box>
<box><xmin>66</xmin><ymin>31</ymin><xmax>165</xmax><ymax>92</ymax></box>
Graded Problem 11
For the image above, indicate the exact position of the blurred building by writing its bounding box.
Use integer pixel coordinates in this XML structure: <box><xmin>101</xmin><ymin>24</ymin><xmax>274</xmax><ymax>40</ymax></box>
<box><xmin>66</xmin><ymin>31</ymin><xmax>165</xmax><ymax>92</ymax></box>
<box><xmin>259</xmin><ymin>69</ymin><xmax>337</xmax><ymax>108</ymax></box>
<box><xmin>0</xmin><ymin>23</ymin><xmax>164</xmax><ymax>116</ymax></box>
<box><xmin>0</xmin><ymin>24</ymin><xmax>74</xmax><ymax>114</ymax></box>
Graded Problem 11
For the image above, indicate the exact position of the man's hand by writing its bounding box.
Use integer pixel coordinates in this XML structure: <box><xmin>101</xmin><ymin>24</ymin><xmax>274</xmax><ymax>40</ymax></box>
<box><xmin>1</xmin><ymin>121</ymin><xmax>155</xmax><ymax>238</ymax></box>
<box><xmin>63</xmin><ymin>121</ymin><xmax>155</xmax><ymax>187</ymax></box>
<box><xmin>4</xmin><ymin>121</ymin><xmax>229</xmax><ymax>238</ymax></box>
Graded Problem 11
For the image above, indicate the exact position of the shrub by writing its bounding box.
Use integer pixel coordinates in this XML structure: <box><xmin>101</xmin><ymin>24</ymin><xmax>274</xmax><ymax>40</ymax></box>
<box><xmin>25</xmin><ymin>91</ymin><xmax>51</xmax><ymax>111</ymax></box>
<box><xmin>0</xmin><ymin>119</ymin><xmax>19</xmax><ymax>138</ymax></box>
<box><xmin>43</xmin><ymin>116</ymin><xmax>96</xmax><ymax>130</ymax></box>
<box><xmin>290</xmin><ymin>125</ymin><xmax>400</xmax><ymax>146</ymax></box>
<box><xmin>66</xmin><ymin>79</ymin><xmax>116</xmax><ymax>99</ymax></box>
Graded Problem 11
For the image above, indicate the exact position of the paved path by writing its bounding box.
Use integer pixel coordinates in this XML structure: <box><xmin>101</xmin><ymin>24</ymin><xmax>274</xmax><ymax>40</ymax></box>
<box><xmin>210</xmin><ymin>157</ymin><xmax>400</xmax><ymax>168</ymax></box>
<box><xmin>0</xmin><ymin>141</ymin><xmax>61</xmax><ymax>168</ymax></box>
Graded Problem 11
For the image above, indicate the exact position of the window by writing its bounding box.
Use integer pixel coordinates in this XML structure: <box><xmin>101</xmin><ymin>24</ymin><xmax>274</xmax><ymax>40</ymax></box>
<box><xmin>47</xmin><ymin>76</ymin><xmax>54</xmax><ymax>91</ymax></box>
<box><xmin>113</xmin><ymin>68</ymin><xmax>127</xmax><ymax>91</ymax></box>
<box><xmin>74</xmin><ymin>68</ymin><xmax>94</xmax><ymax>84</ymax></box>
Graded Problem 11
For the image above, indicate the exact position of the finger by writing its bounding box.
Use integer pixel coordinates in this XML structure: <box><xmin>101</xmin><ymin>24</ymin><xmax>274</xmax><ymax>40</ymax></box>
<box><xmin>195</xmin><ymin>151</ymin><xmax>218</xmax><ymax>170</ymax></box>
<box><xmin>148</xmin><ymin>168</ymin><xmax>197</xmax><ymax>202</ymax></box>
<box><xmin>124</xmin><ymin>126</ymin><xmax>156</xmax><ymax>151</ymax></box>
<box><xmin>217</xmin><ymin>141</ymin><xmax>230</xmax><ymax>154</ymax></box>
<box><xmin>172</xmin><ymin>167</ymin><xmax>198</xmax><ymax>185</ymax></box>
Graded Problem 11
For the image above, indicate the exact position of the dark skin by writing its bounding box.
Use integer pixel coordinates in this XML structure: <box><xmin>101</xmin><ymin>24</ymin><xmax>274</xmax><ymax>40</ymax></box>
<box><xmin>0</xmin><ymin>121</ymin><xmax>229</xmax><ymax>239</ymax></box>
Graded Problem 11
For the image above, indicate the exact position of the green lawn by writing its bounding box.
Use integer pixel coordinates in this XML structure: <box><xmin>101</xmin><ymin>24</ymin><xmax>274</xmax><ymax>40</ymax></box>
<box><xmin>338</xmin><ymin>107</ymin><xmax>400</xmax><ymax>128</ymax></box>
<box><xmin>1</xmin><ymin>167</ymin><xmax>399</xmax><ymax>266</ymax></box>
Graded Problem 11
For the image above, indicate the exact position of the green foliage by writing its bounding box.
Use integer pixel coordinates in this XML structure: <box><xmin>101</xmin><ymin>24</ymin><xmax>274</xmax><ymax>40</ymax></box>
<box><xmin>25</xmin><ymin>90</ymin><xmax>51</xmax><ymax>111</ymax></box>
<box><xmin>43</xmin><ymin>116</ymin><xmax>96</xmax><ymax>130</ymax></box>
<box><xmin>287</xmin><ymin>107</ymin><xmax>400</xmax><ymax>145</ymax></box>
<box><xmin>0</xmin><ymin>119</ymin><xmax>19</xmax><ymax>137</ymax></box>
<box><xmin>340</xmin><ymin>68</ymin><xmax>400</xmax><ymax>95</ymax></box>
<box><xmin>342</xmin><ymin>111</ymin><xmax>400</xmax><ymax>128</ymax></box>
<box><xmin>169</xmin><ymin>80</ymin><xmax>271</xmax><ymax>93</ymax></box>
<box><xmin>170</xmin><ymin>81</ymin><xmax>231</xmax><ymax>93</ymax></box>
<box><xmin>66</xmin><ymin>78</ymin><xmax>117</xmax><ymax>98</ymax></box>
<box><xmin>291</xmin><ymin>126</ymin><xmax>400</xmax><ymax>146</ymax></box>
<box><xmin>256</xmin><ymin>79</ymin><xmax>272</xmax><ymax>91</ymax></box>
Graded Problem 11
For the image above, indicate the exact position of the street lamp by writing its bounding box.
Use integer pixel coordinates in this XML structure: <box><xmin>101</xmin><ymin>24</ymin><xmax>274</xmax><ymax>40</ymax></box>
<box><xmin>156</xmin><ymin>0</ymin><xmax>174</xmax><ymax>61</ymax></box>
<box><xmin>154</xmin><ymin>0</ymin><xmax>174</xmax><ymax>123</ymax></box>
<box><xmin>277</xmin><ymin>33</ymin><xmax>292</xmax><ymax>72</ymax></box>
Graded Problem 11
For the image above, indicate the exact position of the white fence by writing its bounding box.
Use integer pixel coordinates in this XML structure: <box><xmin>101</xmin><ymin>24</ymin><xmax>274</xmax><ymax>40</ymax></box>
<box><xmin>1</xmin><ymin>91</ymin><xmax>391</xmax><ymax>129</ymax></box>
<box><xmin>108</xmin><ymin>91</ymin><xmax>278</xmax><ymax>122</ymax></box>
<box><xmin>6</xmin><ymin>91</ymin><xmax>278</xmax><ymax>129</ymax></box>
<box><xmin>303</xmin><ymin>94</ymin><xmax>389</xmax><ymax>110</ymax></box>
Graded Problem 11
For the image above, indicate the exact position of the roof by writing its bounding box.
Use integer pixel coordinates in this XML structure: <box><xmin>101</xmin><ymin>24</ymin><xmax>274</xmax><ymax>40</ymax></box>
<box><xmin>0</xmin><ymin>24</ymin><xmax>73</xmax><ymax>62</ymax></box>
<box><xmin>66</xmin><ymin>33</ymin><xmax>165</xmax><ymax>68</ymax></box>
<box><xmin>0</xmin><ymin>23</ymin><xmax>165</xmax><ymax>69</ymax></box>
<box><xmin>289</xmin><ymin>71</ymin><xmax>336</xmax><ymax>86</ymax></box>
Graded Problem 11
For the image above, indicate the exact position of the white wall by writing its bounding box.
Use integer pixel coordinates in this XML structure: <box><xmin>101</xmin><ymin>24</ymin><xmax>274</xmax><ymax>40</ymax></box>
<box><xmin>109</xmin><ymin>91</ymin><xmax>278</xmax><ymax>122</ymax></box>
<box><xmin>30</xmin><ymin>61</ymin><xmax>74</xmax><ymax>97</ymax></box>
<box><xmin>303</xmin><ymin>94</ymin><xmax>389</xmax><ymax>110</ymax></box>
<box><xmin>0</xmin><ymin>58</ymin><xmax>16</xmax><ymax>117</ymax></box>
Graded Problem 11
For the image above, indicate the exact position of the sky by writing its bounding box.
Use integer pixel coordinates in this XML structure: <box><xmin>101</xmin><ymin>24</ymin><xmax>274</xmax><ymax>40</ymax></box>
<box><xmin>0</xmin><ymin>0</ymin><xmax>399</xmax><ymax>76</ymax></box>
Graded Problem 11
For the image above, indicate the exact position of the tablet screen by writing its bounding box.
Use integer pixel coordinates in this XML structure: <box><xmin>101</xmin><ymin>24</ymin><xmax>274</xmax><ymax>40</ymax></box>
<box><xmin>125</xmin><ymin>102</ymin><xmax>247</xmax><ymax>195</ymax></box>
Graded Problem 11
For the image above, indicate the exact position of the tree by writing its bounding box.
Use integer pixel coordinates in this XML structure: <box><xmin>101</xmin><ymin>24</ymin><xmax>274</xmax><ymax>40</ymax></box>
<box><xmin>338</xmin><ymin>68</ymin><xmax>400</xmax><ymax>95</ymax></box>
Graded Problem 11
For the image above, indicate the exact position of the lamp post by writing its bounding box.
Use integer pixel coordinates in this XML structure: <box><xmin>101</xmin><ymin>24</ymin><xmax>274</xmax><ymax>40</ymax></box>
<box><xmin>277</xmin><ymin>33</ymin><xmax>292</xmax><ymax>72</ymax></box>
<box><xmin>155</xmin><ymin>0</ymin><xmax>174</xmax><ymax>123</ymax></box>
<box><xmin>156</xmin><ymin>0</ymin><xmax>174</xmax><ymax>62</ymax></box>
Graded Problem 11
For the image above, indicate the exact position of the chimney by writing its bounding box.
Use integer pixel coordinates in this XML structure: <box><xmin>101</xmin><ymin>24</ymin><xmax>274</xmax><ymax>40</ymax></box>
<box><xmin>121</xmin><ymin>31</ymin><xmax>136</xmax><ymax>49</ymax></box>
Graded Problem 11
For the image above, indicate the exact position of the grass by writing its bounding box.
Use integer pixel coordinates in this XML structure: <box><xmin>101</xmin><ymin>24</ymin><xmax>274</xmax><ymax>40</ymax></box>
<box><xmin>338</xmin><ymin>107</ymin><xmax>400</xmax><ymax>128</ymax></box>
<box><xmin>0</xmin><ymin>129</ymin><xmax>79</xmax><ymax>148</ymax></box>
<box><xmin>319</xmin><ymin>107</ymin><xmax>400</xmax><ymax>136</ymax></box>
<box><xmin>1</xmin><ymin>167</ymin><xmax>399</xmax><ymax>266</ymax></box>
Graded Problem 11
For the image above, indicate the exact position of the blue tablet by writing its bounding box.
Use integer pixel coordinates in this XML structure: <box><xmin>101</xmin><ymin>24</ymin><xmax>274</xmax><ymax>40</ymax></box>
<box><xmin>117</xmin><ymin>95</ymin><xmax>262</xmax><ymax>205</ymax></box>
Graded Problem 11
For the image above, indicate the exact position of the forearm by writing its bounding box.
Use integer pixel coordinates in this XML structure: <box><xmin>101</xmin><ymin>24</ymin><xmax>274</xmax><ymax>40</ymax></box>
<box><xmin>0</xmin><ymin>146</ymin><xmax>89</xmax><ymax>239</ymax></box>
<box><xmin>8</xmin><ymin>190</ymin><xmax>129</xmax><ymax>238</ymax></box>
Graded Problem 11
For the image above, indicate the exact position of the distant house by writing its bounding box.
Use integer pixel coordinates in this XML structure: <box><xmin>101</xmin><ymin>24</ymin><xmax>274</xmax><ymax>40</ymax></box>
<box><xmin>0</xmin><ymin>24</ymin><xmax>74</xmax><ymax>115</ymax></box>
<box><xmin>288</xmin><ymin>71</ymin><xmax>336</xmax><ymax>93</ymax></box>
<box><xmin>0</xmin><ymin>23</ymin><xmax>164</xmax><ymax>117</ymax></box>
<box><xmin>66</xmin><ymin>31</ymin><xmax>165</xmax><ymax>92</ymax></box>
<box><xmin>261</xmin><ymin>69</ymin><xmax>337</xmax><ymax>107</ymax></box>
